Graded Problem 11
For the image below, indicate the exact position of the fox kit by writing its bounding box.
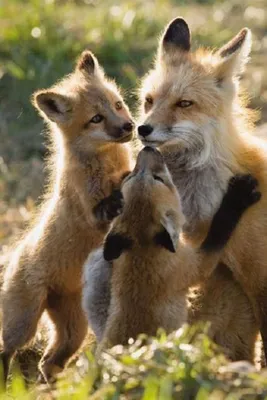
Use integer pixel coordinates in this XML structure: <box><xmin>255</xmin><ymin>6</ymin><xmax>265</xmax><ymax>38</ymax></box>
<box><xmin>138</xmin><ymin>18</ymin><xmax>267</xmax><ymax>361</ymax></box>
<box><xmin>82</xmin><ymin>147</ymin><xmax>260</xmax><ymax>356</ymax></box>
<box><xmin>0</xmin><ymin>50</ymin><xmax>134</xmax><ymax>382</ymax></box>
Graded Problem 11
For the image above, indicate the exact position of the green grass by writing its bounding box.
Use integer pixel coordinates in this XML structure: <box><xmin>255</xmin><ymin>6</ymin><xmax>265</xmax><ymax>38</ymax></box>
<box><xmin>1</xmin><ymin>325</ymin><xmax>267</xmax><ymax>399</ymax></box>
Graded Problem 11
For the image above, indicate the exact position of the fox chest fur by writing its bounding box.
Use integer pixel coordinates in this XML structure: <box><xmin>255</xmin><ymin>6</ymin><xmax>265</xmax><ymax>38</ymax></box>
<box><xmin>105</xmin><ymin>252</ymin><xmax>188</xmax><ymax>344</ymax></box>
<box><xmin>162</xmin><ymin>143</ymin><xmax>267</xmax><ymax>296</ymax></box>
<box><xmin>162</xmin><ymin>148</ymin><xmax>232</xmax><ymax>235</ymax></box>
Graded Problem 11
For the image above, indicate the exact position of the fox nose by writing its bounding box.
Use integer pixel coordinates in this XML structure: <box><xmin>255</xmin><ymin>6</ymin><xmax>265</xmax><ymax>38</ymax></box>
<box><xmin>123</xmin><ymin>121</ymin><xmax>134</xmax><ymax>132</ymax></box>
<box><xmin>138</xmin><ymin>124</ymin><xmax>154</xmax><ymax>137</ymax></box>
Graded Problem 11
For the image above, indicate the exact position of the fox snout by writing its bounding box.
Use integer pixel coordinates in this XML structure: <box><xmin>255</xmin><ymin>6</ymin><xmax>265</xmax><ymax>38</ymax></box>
<box><xmin>123</xmin><ymin>121</ymin><xmax>134</xmax><ymax>133</ymax></box>
<box><xmin>110</xmin><ymin>120</ymin><xmax>135</xmax><ymax>141</ymax></box>
<box><xmin>138</xmin><ymin>124</ymin><xmax>154</xmax><ymax>138</ymax></box>
<box><xmin>135</xmin><ymin>146</ymin><xmax>164</xmax><ymax>172</ymax></box>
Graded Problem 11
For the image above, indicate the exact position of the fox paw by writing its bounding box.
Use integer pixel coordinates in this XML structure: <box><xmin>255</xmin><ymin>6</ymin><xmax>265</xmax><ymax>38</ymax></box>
<box><xmin>94</xmin><ymin>190</ymin><xmax>124</xmax><ymax>222</ymax></box>
<box><xmin>227</xmin><ymin>174</ymin><xmax>261</xmax><ymax>210</ymax></box>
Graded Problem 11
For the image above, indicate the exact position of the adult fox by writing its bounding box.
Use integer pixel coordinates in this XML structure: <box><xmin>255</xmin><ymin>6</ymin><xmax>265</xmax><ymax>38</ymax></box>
<box><xmin>138</xmin><ymin>18</ymin><xmax>267</xmax><ymax>360</ymax></box>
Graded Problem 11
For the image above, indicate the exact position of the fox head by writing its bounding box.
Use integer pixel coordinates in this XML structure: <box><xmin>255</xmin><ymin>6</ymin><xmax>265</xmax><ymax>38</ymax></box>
<box><xmin>138</xmin><ymin>18</ymin><xmax>253</xmax><ymax>166</ymax></box>
<box><xmin>33</xmin><ymin>51</ymin><xmax>134</xmax><ymax>150</ymax></box>
<box><xmin>103</xmin><ymin>147</ymin><xmax>185</xmax><ymax>261</ymax></box>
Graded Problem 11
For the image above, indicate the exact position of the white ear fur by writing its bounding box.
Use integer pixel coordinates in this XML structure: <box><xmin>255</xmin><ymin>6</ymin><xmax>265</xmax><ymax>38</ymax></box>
<box><xmin>215</xmin><ymin>28</ymin><xmax>252</xmax><ymax>80</ymax></box>
<box><xmin>33</xmin><ymin>91</ymin><xmax>72</xmax><ymax>124</ymax></box>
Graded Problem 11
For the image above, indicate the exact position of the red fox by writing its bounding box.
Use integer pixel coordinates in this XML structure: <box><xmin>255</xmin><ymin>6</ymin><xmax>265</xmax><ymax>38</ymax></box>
<box><xmin>0</xmin><ymin>50</ymin><xmax>134</xmax><ymax>382</ymax></box>
<box><xmin>138</xmin><ymin>17</ymin><xmax>267</xmax><ymax>362</ymax></box>
<box><xmin>82</xmin><ymin>147</ymin><xmax>259</xmax><ymax>360</ymax></box>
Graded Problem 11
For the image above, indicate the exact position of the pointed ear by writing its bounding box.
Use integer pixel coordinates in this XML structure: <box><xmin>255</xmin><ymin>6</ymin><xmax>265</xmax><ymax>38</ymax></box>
<box><xmin>154</xmin><ymin>210</ymin><xmax>180</xmax><ymax>253</ymax></box>
<box><xmin>76</xmin><ymin>50</ymin><xmax>98</xmax><ymax>76</ymax></box>
<box><xmin>33</xmin><ymin>91</ymin><xmax>72</xmax><ymax>123</ymax></box>
<box><xmin>160</xmin><ymin>17</ymin><xmax>191</xmax><ymax>58</ymax></box>
<box><xmin>103</xmin><ymin>232</ymin><xmax>132</xmax><ymax>262</ymax></box>
<box><xmin>214</xmin><ymin>28</ymin><xmax>251</xmax><ymax>82</ymax></box>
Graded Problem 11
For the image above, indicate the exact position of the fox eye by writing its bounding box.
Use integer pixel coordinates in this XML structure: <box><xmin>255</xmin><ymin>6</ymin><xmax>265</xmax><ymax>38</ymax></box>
<box><xmin>90</xmin><ymin>114</ymin><xmax>104</xmax><ymax>124</ymax></box>
<box><xmin>176</xmin><ymin>100</ymin><xmax>193</xmax><ymax>108</ymax></box>
<box><xmin>115</xmin><ymin>101</ymin><xmax>123</xmax><ymax>110</ymax></box>
<box><xmin>153</xmin><ymin>175</ymin><xmax>164</xmax><ymax>183</ymax></box>
<box><xmin>145</xmin><ymin>96</ymin><xmax>153</xmax><ymax>105</ymax></box>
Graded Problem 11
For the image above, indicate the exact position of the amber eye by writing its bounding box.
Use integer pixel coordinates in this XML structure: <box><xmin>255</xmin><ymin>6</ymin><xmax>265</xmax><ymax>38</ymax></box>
<box><xmin>90</xmin><ymin>114</ymin><xmax>104</xmax><ymax>124</ymax></box>
<box><xmin>115</xmin><ymin>101</ymin><xmax>123</xmax><ymax>110</ymax></box>
<box><xmin>176</xmin><ymin>100</ymin><xmax>193</xmax><ymax>108</ymax></box>
<box><xmin>145</xmin><ymin>96</ymin><xmax>153</xmax><ymax>105</ymax></box>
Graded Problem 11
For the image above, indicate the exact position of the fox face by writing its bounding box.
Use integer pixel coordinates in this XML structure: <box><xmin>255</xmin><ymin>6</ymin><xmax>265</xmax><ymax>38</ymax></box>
<box><xmin>138</xmin><ymin>18</ymin><xmax>252</xmax><ymax>165</ymax></box>
<box><xmin>33</xmin><ymin>51</ymin><xmax>134</xmax><ymax>150</ymax></box>
<box><xmin>103</xmin><ymin>147</ymin><xmax>185</xmax><ymax>261</ymax></box>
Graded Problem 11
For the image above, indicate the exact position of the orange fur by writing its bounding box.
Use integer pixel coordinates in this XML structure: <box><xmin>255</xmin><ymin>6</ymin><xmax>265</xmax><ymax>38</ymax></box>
<box><xmin>0</xmin><ymin>50</ymin><xmax>134</xmax><ymax>382</ymax></box>
<box><xmin>98</xmin><ymin>148</ymin><xmax>252</xmax><ymax>356</ymax></box>
<box><xmin>138</xmin><ymin>19</ymin><xmax>265</xmax><ymax>361</ymax></box>
<box><xmin>188</xmin><ymin>263</ymin><xmax>258</xmax><ymax>363</ymax></box>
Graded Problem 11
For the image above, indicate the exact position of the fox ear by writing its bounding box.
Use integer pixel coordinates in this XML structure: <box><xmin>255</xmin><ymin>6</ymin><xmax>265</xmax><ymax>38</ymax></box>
<box><xmin>214</xmin><ymin>28</ymin><xmax>251</xmax><ymax>82</ymax></box>
<box><xmin>154</xmin><ymin>210</ymin><xmax>180</xmax><ymax>253</ymax></box>
<box><xmin>160</xmin><ymin>17</ymin><xmax>191</xmax><ymax>57</ymax></box>
<box><xmin>76</xmin><ymin>50</ymin><xmax>98</xmax><ymax>76</ymax></box>
<box><xmin>33</xmin><ymin>91</ymin><xmax>72</xmax><ymax>123</ymax></box>
<box><xmin>103</xmin><ymin>232</ymin><xmax>132</xmax><ymax>262</ymax></box>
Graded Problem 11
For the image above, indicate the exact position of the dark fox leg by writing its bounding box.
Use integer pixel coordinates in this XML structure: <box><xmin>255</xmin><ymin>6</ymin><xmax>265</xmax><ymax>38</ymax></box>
<box><xmin>40</xmin><ymin>290</ymin><xmax>88</xmax><ymax>382</ymax></box>
<box><xmin>0</xmin><ymin>283</ymin><xmax>46</xmax><ymax>383</ymax></box>
<box><xmin>201</xmin><ymin>174</ymin><xmax>260</xmax><ymax>252</ymax></box>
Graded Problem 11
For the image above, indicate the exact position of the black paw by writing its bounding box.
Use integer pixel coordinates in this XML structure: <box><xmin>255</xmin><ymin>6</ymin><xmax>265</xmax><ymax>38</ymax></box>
<box><xmin>201</xmin><ymin>174</ymin><xmax>261</xmax><ymax>253</ymax></box>
<box><xmin>94</xmin><ymin>190</ymin><xmax>124</xmax><ymax>222</ymax></box>
<box><xmin>227</xmin><ymin>174</ymin><xmax>261</xmax><ymax>210</ymax></box>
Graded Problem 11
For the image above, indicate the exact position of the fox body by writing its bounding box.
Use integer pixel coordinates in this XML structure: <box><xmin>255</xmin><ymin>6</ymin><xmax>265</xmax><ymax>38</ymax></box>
<box><xmin>82</xmin><ymin>147</ymin><xmax>259</xmax><ymax>359</ymax></box>
<box><xmin>83</xmin><ymin>258</ymin><xmax>257</xmax><ymax>362</ymax></box>
<box><xmin>0</xmin><ymin>50</ymin><xmax>134</xmax><ymax>382</ymax></box>
<box><xmin>188</xmin><ymin>263</ymin><xmax>258</xmax><ymax>363</ymax></box>
<box><xmin>138</xmin><ymin>18</ymin><xmax>267</xmax><ymax>359</ymax></box>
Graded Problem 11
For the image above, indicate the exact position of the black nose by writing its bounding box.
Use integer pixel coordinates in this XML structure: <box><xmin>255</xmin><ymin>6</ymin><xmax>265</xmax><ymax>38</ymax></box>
<box><xmin>122</xmin><ymin>122</ymin><xmax>134</xmax><ymax>132</ymax></box>
<box><xmin>138</xmin><ymin>124</ymin><xmax>154</xmax><ymax>137</ymax></box>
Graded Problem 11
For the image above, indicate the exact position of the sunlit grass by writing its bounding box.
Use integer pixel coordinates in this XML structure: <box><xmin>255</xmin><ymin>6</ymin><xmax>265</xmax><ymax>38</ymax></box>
<box><xmin>1</xmin><ymin>325</ymin><xmax>267</xmax><ymax>399</ymax></box>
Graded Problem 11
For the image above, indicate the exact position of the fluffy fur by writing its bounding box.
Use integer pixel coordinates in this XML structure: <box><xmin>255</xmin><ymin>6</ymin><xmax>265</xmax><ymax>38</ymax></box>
<box><xmin>138</xmin><ymin>18</ymin><xmax>267</xmax><ymax>359</ymax></box>
<box><xmin>0</xmin><ymin>50</ymin><xmax>134</xmax><ymax>382</ymax></box>
<box><xmin>82</xmin><ymin>248</ymin><xmax>111</xmax><ymax>342</ymax></box>
<box><xmin>82</xmin><ymin>147</ymin><xmax>259</xmax><ymax>361</ymax></box>
<box><xmin>188</xmin><ymin>263</ymin><xmax>258</xmax><ymax>363</ymax></box>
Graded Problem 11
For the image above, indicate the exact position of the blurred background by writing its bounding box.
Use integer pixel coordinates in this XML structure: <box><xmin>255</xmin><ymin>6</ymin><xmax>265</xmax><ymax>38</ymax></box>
<box><xmin>1</xmin><ymin>0</ymin><xmax>267</xmax><ymax>260</ymax></box>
